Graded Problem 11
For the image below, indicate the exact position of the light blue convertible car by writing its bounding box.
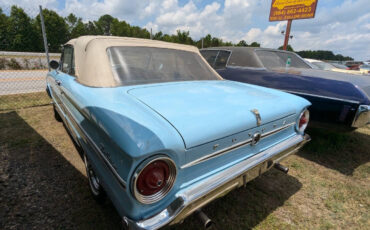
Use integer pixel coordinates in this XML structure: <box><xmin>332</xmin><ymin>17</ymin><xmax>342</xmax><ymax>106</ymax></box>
<box><xmin>46</xmin><ymin>36</ymin><xmax>311</xmax><ymax>229</ymax></box>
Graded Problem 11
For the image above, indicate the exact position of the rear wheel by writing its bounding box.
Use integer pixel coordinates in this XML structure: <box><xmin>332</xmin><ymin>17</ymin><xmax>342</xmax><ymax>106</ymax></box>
<box><xmin>53</xmin><ymin>104</ymin><xmax>62</xmax><ymax>122</ymax></box>
<box><xmin>84</xmin><ymin>155</ymin><xmax>106</xmax><ymax>201</ymax></box>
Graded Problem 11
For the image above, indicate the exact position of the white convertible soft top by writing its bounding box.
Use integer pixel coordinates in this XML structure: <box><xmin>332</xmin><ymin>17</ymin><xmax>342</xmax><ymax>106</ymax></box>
<box><xmin>65</xmin><ymin>36</ymin><xmax>204</xmax><ymax>87</ymax></box>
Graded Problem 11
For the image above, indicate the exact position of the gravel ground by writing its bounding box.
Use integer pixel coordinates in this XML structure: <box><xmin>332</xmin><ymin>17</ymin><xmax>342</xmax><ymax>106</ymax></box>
<box><xmin>1</xmin><ymin>106</ymin><xmax>369</xmax><ymax>229</ymax></box>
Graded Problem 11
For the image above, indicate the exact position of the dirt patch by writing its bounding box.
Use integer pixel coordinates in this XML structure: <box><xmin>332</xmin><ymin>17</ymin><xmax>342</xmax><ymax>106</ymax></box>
<box><xmin>1</xmin><ymin>106</ymin><xmax>369</xmax><ymax>229</ymax></box>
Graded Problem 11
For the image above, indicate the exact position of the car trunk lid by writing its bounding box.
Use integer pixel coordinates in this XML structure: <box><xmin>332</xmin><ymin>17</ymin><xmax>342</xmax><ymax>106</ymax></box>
<box><xmin>128</xmin><ymin>80</ymin><xmax>298</xmax><ymax>149</ymax></box>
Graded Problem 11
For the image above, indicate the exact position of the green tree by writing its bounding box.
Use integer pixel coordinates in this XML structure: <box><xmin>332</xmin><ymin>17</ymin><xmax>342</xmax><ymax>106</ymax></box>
<box><xmin>65</xmin><ymin>13</ymin><xmax>77</xmax><ymax>32</ymax></box>
<box><xmin>35</xmin><ymin>9</ymin><xmax>69</xmax><ymax>52</ymax></box>
<box><xmin>65</xmin><ymin>13</ymin><xmax>87</xmax><ymax>38</ymax></box>
<box><xmin>237</xmin><ymin>40</ymin><xmax>248</xmax><ymax>47</ymax></box>
<box><xmin>153</xmin><ymin>31</ymin><xmax>163</xmax><ymax>40</ymax></box>
<box><xmin>202</xmin><ymin>34</ymin><xmax>212</xmax><ymax>48</ymax></box>
<box><xmin>85</xmin><ymin>21</ymin><xmax>99</xmax><ymax>35</ymax></box>
<box><xmin>278</xmin><ymin>45</ymin><xmax>294</xmax><ymax>51</ymax></box>
<box><xmin>96</xmin><ymin>14</ymin><xmax>114</xmax><ymax>35</ymax></box>
<box><xmin>111</xmin><ymin>19</ymin><xmax>131</xmax><ymax>37</ymax></box>
<box><xmin>0</xmin><ymin>8</ymin><xmax>9</xmax><ymax>50</ymax></box>
<box><xmin>130</xmin><ymin>26</ymin><xmax>150</xmax><ymax>38</ymax></box>
<box><xmin>7</xmin><ymin>6</ymin><xmax>37</xmax><ymax>51</ymax></box>
<box><xmin>211</xmin><ymin>37</ymin><xmax>223</xmax><ymax>47</ymax></box>
<box><xmin>161</xmin><ymin>34</ymin><xmax>172</xmax><ymax>42</ymax></box>
<box><xmin>172</xmin><ymin>30</ymin><xmax>193</xmax><ymax>44</ymax></box>
<box><xmin>3</xmin><ymin>5</ymin><xmax>273</xmax><ymax>53</ymax></box>
<box><xmin>71</xmin><ymin>19</ymin><xmax>88</xmax><ymax>38</ymax></box>
<box><xmin>250</xmin><ymin>42</ymin><xmax>260</xmax><ymax>47</ymax></box>
<box><xmin>296</xmin><ymin>50</ymin><xmax>353</xmax><ymax>61</ymax></box>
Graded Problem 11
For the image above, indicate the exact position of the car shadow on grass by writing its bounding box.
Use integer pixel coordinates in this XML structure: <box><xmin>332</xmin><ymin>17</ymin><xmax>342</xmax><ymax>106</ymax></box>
<box><xmin>0</xmin><ymin>111</ymin><xmax>121</xmax><ymax>229</ymax></box>
<box><xmin>298</xmin><ymin>127</ymin><xmax>370</xmax><ymax>176</ymax></box>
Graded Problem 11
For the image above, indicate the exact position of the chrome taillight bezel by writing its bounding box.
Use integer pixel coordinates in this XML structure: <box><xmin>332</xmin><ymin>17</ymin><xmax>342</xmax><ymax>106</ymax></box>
<box><xmin>296</xmin><ymin>109</ymin><xmax>310</xmax><ymax>134</ymax></box>
<box><xmin>131</xmin><ymin>155</ymin><xmax>177</xmax><ymax>204</ymax></box>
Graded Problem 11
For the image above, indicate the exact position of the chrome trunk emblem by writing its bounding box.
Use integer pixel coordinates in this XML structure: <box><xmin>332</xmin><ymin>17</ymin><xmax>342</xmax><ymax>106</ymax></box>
<box><xmin>251</xmin><ymin>109</ymin><xmax>262</xmax><ymax>126</ymax></box>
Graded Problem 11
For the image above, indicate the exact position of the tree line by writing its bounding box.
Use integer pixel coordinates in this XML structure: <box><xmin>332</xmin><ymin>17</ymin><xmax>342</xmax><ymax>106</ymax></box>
<box><xmin>296</xmin><ymin>50</ymin><xmax>353</xmax><ymax>61</ymax></box>
<box><xmin>0</xmin><ymin>5</ymin><xmax>260</xmax><ymax>53</ymax></box>
<box><xmin>0</xmin><ymin>5</ymin><xmax>353</xmax><ymax>61</ymax></box>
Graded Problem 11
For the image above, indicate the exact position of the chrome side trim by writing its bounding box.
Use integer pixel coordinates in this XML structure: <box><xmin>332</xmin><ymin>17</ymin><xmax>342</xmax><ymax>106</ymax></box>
<box><xmin>60</xmin><ymin>90</ymin><xmax>127</xmax><ymax>189</ymax></box>
<box><xmin>181</xmin><ymin>122</ymin><xmax>295</xmax><ymax>169</ymax></box>
<box><xmin>352</xmin><ymin>104</ymin><xmax>370</xmax><ymax>128</ymax></box>
<box><xmin>81</xmin><ymin>125</ymin><xmax>127</xmax><ymax>189</ymax></box>
<box><xmin>283</xmin><ymin>90</ymin><xmax>360</xmax><ymax>104</ymax></box>
<box><xmin>123</xmin><ymin>134</ymin><xmax>310</xmax><ymax>230</ymax></box>
<box><xmin>261</xmin><ymin>122</ymin><xmax>295</xmax><ymax>138</ymax></box>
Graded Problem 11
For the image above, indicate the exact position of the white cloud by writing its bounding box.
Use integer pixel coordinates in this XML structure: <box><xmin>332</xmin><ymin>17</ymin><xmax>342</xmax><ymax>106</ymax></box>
<box><xmin>143</xmin><ymin>0</ymin><xmax>259</xmax><ymax>42</ymax></box>
<box><xmin>61</xmin><ymin>0</ymin><xmax>151</xmax><ymax>22</ymax></box>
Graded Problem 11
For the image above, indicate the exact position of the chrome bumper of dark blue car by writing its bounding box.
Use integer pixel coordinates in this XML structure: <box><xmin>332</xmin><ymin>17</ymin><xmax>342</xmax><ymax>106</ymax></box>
<box><xmin>352</xmin><ymin>105</ymin><xmax>370</xmax><ymax>128</ymax></box>
<box><xmin>123</xmin><ymin>134</ymin><xmax>310</xmax><ymax>230</ymax></box>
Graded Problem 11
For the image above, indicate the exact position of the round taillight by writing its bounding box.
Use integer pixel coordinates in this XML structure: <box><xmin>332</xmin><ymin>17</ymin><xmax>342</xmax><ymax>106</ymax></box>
<box><xmin>136</xmin><ymin>160</ymin><xmax>169</xmax><ymax>196</ymax></box>
<box><xmin>132</xmin><ymin>157</ymin><xmax>176</xmax><ymax>204</ymax></box>
<box><xmin>297</xmin><ymin>109</ymin><xmax>309</xmax><ymax>133</ymax></box>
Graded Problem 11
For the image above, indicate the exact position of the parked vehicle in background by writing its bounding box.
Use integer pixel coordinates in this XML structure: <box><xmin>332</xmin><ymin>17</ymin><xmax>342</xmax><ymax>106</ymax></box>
<box><xmin>46</xmin><ymin>36</ymin><xmax>311</xmax><ymax>229</ymax></box>
<box><xmin>305</xmin><ymin>58</ymin><xmax>367</xmax><ymax>75</ymax></box>
<box><xmin>331</xmin><ymin>62</ymin><xmax>350</xmax><ymax>70</ymax></box>
<box><xmin>200</xmin><ymin>47</ymin><xmax>370</xmax><ymax>130</ymax></box>
<box><xmin>359</xmin><ymin>64</ymin><xmax>370</xmax><ymax>74</ymax></box>
<box><xmin>345</xmin><ymin>61</ymin><xmax>364</xmax><ymax>70</ymax></box>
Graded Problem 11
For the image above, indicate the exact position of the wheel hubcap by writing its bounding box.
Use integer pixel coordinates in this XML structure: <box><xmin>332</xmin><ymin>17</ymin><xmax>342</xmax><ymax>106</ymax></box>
<box><xmin>89</xmin><ymin>168</ymin><xmax>100</xmax><ymax>190</ymax></box>
<box><xmin>84</xmin><ymin>155</ymin><xmax>101</xmax><ymax>195</ymax></box>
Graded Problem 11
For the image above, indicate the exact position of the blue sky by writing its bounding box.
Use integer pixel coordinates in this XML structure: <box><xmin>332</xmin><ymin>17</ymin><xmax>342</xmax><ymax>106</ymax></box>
<box><xmin>0</xmin><ymin>0</ymin><xmax>369</xmax><ymax>60</ymax></box>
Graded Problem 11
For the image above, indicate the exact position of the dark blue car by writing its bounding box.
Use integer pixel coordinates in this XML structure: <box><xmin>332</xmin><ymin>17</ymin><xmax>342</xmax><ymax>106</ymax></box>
<box><xmin>200</xmin><ymin>47</ymin><xmax>370</xmax><ymax>130</ymax></box>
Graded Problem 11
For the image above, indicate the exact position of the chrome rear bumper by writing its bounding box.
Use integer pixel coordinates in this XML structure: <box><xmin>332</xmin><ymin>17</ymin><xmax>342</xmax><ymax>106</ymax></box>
<box><xmin>352</xmin><ymin>105</ymin><xmax>370</xmax><ymax>128</ymax></box>
<box><xmin>123</xmin><ymin>134</ymin><xmax>310</xmax><ymax>230</ymax></box>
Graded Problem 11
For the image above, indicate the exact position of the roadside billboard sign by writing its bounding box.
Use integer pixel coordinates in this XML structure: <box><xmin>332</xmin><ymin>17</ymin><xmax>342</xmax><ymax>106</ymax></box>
<box><xmin>269</xmin><ymin>0</ymin><xmax>318</xmax><ymax>21</ymax></box>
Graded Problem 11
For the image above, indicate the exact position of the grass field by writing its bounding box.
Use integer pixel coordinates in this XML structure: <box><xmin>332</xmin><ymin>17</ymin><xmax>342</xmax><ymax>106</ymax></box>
<box><xmin>0</xmin><ymin>92</ymin><xmax>51</xmax><ymax>110</ymax></box>
<box><xmin>0</xmin><ymin>105</ymin><xmax>369</xmax><ymax>229</ymax></box>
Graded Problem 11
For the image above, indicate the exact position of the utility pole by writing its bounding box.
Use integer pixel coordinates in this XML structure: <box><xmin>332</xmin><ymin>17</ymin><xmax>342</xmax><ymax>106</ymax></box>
<box><xmin>283</xmin><ymin>19</ymin><xmax>292</xmax><ymax>50</ymax></box>
<box><xmin>150</xmin><ymin>28</ymin><xmax>153</xmax><ymax>39</ymax></box>
<box><xmin>201</xmin><ymin>38</ymin><xmax>204</xmax><ymax>49</ymax></box>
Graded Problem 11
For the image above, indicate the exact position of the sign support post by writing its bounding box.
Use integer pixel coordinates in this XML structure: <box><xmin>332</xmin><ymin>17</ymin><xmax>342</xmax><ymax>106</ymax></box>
<box><xmin>269</xmin><ymin>0</ymin><xmax>318</xmax><ymax>50</ymax></box>
<box><xmin>283</xmin><ymin>19</ymin><xmax>292</xmax><ymax>50</ymax></box>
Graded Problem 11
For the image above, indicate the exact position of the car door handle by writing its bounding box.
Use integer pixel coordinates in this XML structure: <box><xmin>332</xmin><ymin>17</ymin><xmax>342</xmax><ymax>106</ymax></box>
<box><xmin>55</xmin><ymin>80</ymin><xmax>62</xmax><ymax>86</ymax></box>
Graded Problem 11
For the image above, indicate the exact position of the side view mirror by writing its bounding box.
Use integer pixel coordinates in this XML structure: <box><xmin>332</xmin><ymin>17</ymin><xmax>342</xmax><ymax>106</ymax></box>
<box><xmin>50</xmin><ymin>60</ymin><xmax>59</xmax><ymax>70</ymax></box>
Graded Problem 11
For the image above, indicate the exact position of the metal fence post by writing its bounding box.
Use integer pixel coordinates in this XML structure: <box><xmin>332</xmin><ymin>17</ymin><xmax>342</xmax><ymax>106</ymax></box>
<box><xmin>39</xmin><ymin>5</ymin><xmax>50</xmax><ymax>71</ymax></box>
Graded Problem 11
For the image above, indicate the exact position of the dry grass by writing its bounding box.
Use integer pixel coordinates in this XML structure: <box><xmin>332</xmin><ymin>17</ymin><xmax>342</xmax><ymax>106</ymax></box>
<box><xmin>0</xmin><ymin>105</ymin><xmax>369</xmax><ymax>229</ymax></box>
<box><xmin>0</xmin><ymin>92</ymin><xmax>51</xmax><ymax>111</ymax></box>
